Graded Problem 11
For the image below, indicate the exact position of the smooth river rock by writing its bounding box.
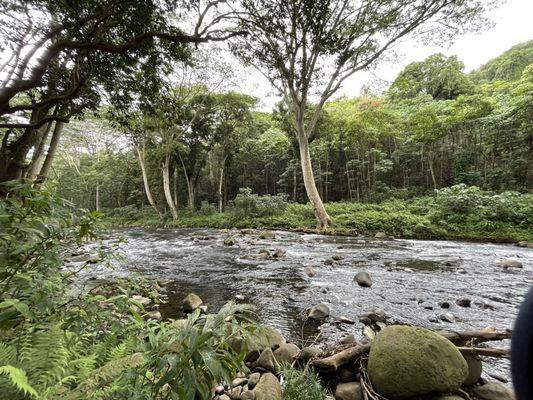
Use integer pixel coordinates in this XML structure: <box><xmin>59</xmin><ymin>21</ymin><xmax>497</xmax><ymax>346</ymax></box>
<box><xmin>462</xmin><ymin>353</ymin><xmax>482</xmax><ymax>385</ymax></box>
<box><xmin>252</xmin><ymin>372</ymin><xmax>282</xmax><ymax>400</ymax></box>
<box><xmin>354</xmin><ymin>271</ymin><xmax>372</xmax><ymax>287</ymax></box>
<box><xmin>471</xmin><ymin>382</ymin><xmax>515</xmax><ymax>400</ymax></box>
<box><xmin>308</xmin><ymin>303</ymin><xmax>330</xmax><ymax>321</ymax></box>
<box><xmin>254</xmin><ymin>348</ymin><xmax>279</xmax><ymax>372</ymax></box>
<box><xmin>496</xmin><ymin>259</ymin><xmax>523</xmax><ymax>269</ymax></box>
<box><xmin>367</xmin><ymin>325</ymin><xmax>468</xmax><ymax>400</ymax></box>
<box><xmin>182</xmin><ymin>292</ymin><xmax>203</xmax><ymax>312</ymax></box>
<box><xmin>334</xmin><ymin>381</ymin><xmax>364</xmax><ymax>400</ymax></box>
<box><xmin>273</xmin><ymin>343</ymin><xmax>300</xmax><ymax>364</ymax></box>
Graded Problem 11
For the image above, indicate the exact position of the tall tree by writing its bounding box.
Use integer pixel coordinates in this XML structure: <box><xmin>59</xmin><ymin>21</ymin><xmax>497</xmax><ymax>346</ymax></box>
<box><xmin>234</xmin><ymin>0</ymin><xmax>495</xmax><ymax>229</ymax></box>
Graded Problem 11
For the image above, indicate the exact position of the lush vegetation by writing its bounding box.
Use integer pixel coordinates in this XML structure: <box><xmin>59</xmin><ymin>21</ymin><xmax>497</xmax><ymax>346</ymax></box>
<box><xmin>0</xmin><ymin>185</ymin><xmax>260</xmax><ymax>399</ymax></box>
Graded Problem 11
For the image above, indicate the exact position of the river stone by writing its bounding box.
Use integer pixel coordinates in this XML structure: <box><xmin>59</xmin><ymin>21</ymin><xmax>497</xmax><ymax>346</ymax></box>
<box><xmin>374</xmin><ymin>232</ymin><xmax>387</xmax><ymax>238</ymax></box>
<box><xmin>224</xmin><ymin>236</ymin><xmax>237</xmax><ymax>246</ymax></box>
<box><xmin>338</xmin><ymin>367</ymin><xmax>357</xmax><ymax>383</ymax></box>
<box><xmin>232</xmin><ymin>377</ymin><xmax>248</xmax><ymax>387</ymax></box>
<box><xmin>259</xmin><ymin>231</ymin><xmax>275</xmax><ymax>239</ymax></box>
<box><xmin>308</xmin><ymin>303</ymin><xmax>330</xmax><ymax>321</ymax></box>
<box><xmin>471</xmin><ymin>382</ymin><xmax>515</xmax><ymax>400</ymax></box>
<box><xmin>304</xmin><ymin>266</ymin><xmax>317</xmax><ymax>277</ymax></box>
<box><xmin>145</xmin><ymin>310</ymin><xmax>161</xmax><ymax>320</ymax></box>
<box><xmin>367</xmin><ymin>325</ymin><xmax>468</xmax><ymax>400</ymax></box>
<box><xmin>438</xmin><ymin>301</ymin><xmax>451</xmax><ymax>309</ymax></box>
<box><xmin>335</xmin><ymin>382</ymin><xmax>364</xmax><ymax>400</ymax></box>
<box><xmin>456</xmin><ymin>297</ymin><xmax>471</xmax><ymax>307</ymax></box>
<box><xmin>354</xmin><ymin>271</ymin><xmax>372</xmax><ymax>287</ymax></box>
<box><xmin>428</xmin><ymin>396</ymin><xmax>464</xmax><ymax>400</ymax></box>
<box><xmin>231</xmin><ymin>326</ymin><xmax>285</xmax><ymax>358</ymax></box>
<box><xmin>132</xmin><ymin>295</ymin><xmax>151</xmax><ymax>306</ymax></box>
<box><xmin>183</xmin><ymin>293</ymin><xmax>203</xmax><ymax>312</ymax></box>
<box><xmin>219</xmin><ymin>395</ymin><xmax>231</xmax><ymax>400</ymax></box>
<box><xmin>247</xmin><ymin>372</ymin><xmax>261</xmax><ymax>390</ymax></box>
<box><xmin>229</xmin><ymin>385</ymin><xmax>242</xmax><ymax>399</ymax></box>
<box><xmin>273</xmin><ymin>343</ymin><xmax>300</xmax><ymax>364</ymax></box>
<box><xmin>255</xmin><ymin>348</ymin><xmax>279</xmax><ymax>372</ymax></box>
<box><xmin>272</xmin><ymin>248</ymin><xmax>285</xmax><ymax>258</ymax></box>
<box><xmin>517</xmin><ymin>241</ymin><xmax>533</xmax><ymax>248</ymax></box>
<box><xmin>462</xmin><ymin>353</ymin><xmax>482</xmax><ymax>385</ymax></box>
<box><xmin>496</xmin><ymin>259</ymin><xmax>523</xmax><ymax>269</ymax></box>
<box><xmin>300</xmin><ymin>346</ymin><xmax>322</xmax><ymax>363</ymax></box>
<box><xmin>241</xmin><ymin>391</ymin><xmax>255</xmax><ymax>400</ymax></box>
<box><xmin>252</xmin><ymin>372</ymin><xmax>282</xmax><ymax>400</ymax></box>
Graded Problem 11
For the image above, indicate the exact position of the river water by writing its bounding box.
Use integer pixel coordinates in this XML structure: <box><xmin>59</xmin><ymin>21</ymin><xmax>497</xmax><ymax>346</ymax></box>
<box><xmin>79</xmin><ymin>227</ymin><xmax>533</xmax><ymax>380</ymax></box>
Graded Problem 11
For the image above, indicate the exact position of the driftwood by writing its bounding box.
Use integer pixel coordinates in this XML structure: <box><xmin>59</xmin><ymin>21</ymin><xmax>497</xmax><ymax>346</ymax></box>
<box><xmin>311</xmin><ymin>329</ymin><xmax>510</xmax><ymax>372</ymax></box>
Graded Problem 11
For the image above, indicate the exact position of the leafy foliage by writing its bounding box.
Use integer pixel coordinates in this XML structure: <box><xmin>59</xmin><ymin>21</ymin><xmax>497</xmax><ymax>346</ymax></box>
<box><xmin>233</xmin><ymin>188</ymin><xmax>289</xmax><ymax>217</ymax></box>
<box><xmin>281</xmin><ymin>364</ymin><xmax>329</xmax><ymax>400</ymax></box>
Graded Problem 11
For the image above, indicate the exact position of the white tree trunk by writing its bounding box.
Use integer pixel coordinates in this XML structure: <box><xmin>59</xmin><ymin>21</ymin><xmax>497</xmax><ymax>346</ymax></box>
<box><xmin>135</xmin><ymin>145</ymin><xmax>161</xmax><ymax>218</ymax></box>
<box><xmin>162</xmin><ymin>153</ymin><xmax>178</xmax><ymax>219</ymax></box>
<box><xmin>38</xmin><ymin>120</ymin><xmax>64</xmax><ymax>181</ymax></box>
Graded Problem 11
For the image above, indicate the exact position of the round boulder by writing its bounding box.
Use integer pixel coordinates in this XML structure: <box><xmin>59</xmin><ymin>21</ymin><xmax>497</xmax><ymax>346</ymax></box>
<box><xmin>367</xmin><ymin>325</ymin><xmax>468</xmax><ymax>400</ymax></box>
<box><xmin>183</xmin><ymin>293</ymin><xmax>203</xmax><ymax>312</ymax></box>
<box><xmin>253</xmin><ymin>372</ymin><xmax>282</xmax><ymax>400</ymax></box>
<box><xmin>335</xmin><ymin>382</ymin><xmax>364</xmax><ymax>400</ymax></box>
<box><xmin>308</xmin><ymin>303</ymin><xmax>330</xmax><ymax>321</ymax></box>
<box><xmin>354</xmin><ymin>271</ymin><xmax>372</xmax><ymax>287</ymax></box>
<box><xmin>496</xmin><ymin>259</ymin><xmax>523</xmax><ymax>269</ymax></box>
<box><xmin>273</xmin><ymin>343</ymin><xmax>300</xmax><ymax>364</ymax></box>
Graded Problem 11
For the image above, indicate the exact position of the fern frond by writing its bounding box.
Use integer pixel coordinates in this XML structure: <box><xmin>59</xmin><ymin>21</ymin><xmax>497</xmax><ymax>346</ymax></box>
<box><xmin>0</xmin><ymin>365</ymin><xmax>38</xmax><ymax>397</ymax></box>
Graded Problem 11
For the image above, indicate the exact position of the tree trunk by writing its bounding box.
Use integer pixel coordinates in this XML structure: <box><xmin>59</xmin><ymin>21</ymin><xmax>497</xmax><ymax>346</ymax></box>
<box><xmin>162</xmin><ymin>153</ymin><xmax>178</xmax><ymax>219</ymax></box>
<box><xmin>297</xmin><ymin>136</ymin><xmax>332</xmax><ymax>230</ymax></box>
<box><xmin>38</xmin><ymin>120</ymin><xmax>64</xmax><ymax>181</ymax></box>
<box><xmin>135</xmin><ymin>145</ymin><xmax>161</xmax><ymax>218</ymax></box>
<box><xmin>218</xmin><ymin>156</ymin><xmax>227</xmax><ymax>213</ymax></box>
<box><xmin>26</xmin><ymin>120</ymin><xmax>54</xmax><ymax>181</ymax></box>
<box><xmin>95</xmin><ymin>181</ymin><xmax>100</xmax><ymax>212</ymax></box>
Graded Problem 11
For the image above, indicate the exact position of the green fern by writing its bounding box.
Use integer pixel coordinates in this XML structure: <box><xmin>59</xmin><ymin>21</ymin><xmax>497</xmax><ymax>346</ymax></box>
<box><xmin>0</xmin><ymin>365</ymin><xmax>38</xmax><ymax>398</ymax></box>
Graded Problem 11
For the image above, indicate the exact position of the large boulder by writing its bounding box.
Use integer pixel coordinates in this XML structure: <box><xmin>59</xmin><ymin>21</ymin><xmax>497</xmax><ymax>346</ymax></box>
<box><xmin>273</xmin><ymin>343</ymin><xmax>300</xmax><ymax>364</ymax></box>
<box><xmin>308</xmin><ymin>303</ymin><xmax>330</xmax><ymax>321</ymax></box>
<box><xmin>230</xmin><ymin>326</ymin><xmax>285</xmax><ymax>358</ymax></box>
<box><xmin>299</xmin><ymin>346</ymin><xmax>322</xmax><ymax>363</ymax></box>
<box><xmin>252</xmin><ymin>372</ymin><xmax>282</xmax><ymax>400</ymax></box>
<box><xmin>335</xmin><ymin>382</ymin><xmax>364</xmax><ymax>400</ymax></box>
<box><xmin>183</xmin><ymin>293</ymin><xmax>203</xmax><ymax>312</ymax></box>
<box><xmin>471</xmin><ymin>382</ymin><xmax>515</xmax><ymax>400</ymax></box>
<box><xmin>367</xmin><ymin>325</ymin><xmax>468</xmax><ymax>400</ymax></box>
<box><xmin>254</xmin><ymin>348</ymin><xmax>280</xmax><ymax>372</ymax></box>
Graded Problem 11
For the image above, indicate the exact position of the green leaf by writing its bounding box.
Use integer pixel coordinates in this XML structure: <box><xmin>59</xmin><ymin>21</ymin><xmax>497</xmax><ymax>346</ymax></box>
<box><xmin>0</xmin><ymin>365</ymin><xmax>38</xmax><ymax>397</ymax></box>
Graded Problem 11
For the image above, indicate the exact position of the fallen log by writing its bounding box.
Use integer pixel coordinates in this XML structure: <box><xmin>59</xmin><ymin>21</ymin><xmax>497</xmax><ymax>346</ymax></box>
<box><xmin>458</xmin><ymin>346</ymin><xmax>510</xmax><ymax>358</ymax></box>
<box><xmin>312</xmin><ymin>343</ymin><xmax>371</xmax><ymax>372</ymax></box>
<box><xmin>439</xmin><ymin>330</ymin><xmax>511</xmax><ymax>345</ymax></box>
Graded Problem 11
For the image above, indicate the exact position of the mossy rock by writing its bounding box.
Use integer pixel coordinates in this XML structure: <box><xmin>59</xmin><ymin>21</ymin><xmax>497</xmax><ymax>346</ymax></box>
<box><xmin>367</xmin><ymin>325</ymin><xmax>468</xmax><ymax>400</ymax></box>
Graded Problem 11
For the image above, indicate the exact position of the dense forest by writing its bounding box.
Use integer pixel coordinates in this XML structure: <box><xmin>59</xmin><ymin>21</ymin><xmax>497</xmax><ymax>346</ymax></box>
<box><xmin>0</xmin><ymin>1</ymin><xmax>532</xmax><ymax>400</ymax></box>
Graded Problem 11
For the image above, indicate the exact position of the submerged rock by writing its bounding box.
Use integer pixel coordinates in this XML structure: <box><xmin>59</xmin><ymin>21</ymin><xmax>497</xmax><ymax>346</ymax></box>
<box><xmin>334</xmin><ymin>381</ymin><xmax>364</xmax><ymax>400</ymax></box>
<box><xmin>224</xmin><ymin>236</ymin><xmax>237</xmax><ymax>246</ymax></box>
<box><xmin>354</xmin><ymin>271</ymin><xmax>372</xmax><ymax>287</ymax></box>
<box><xmin>304</xmin><ymin>266</ymin><xmax>316</xmax><ymax>277</ymax></box>
<box><xmin>253</xmin><ymin>372</ymin><xmax>282</xmax><ymax>400</ymax></box>
<box><xmin>272</xmin><ymin>248</ymin><xmax>285</xmax><ymax>258</ymax></box>
<box><xmin>259</xmin><ymin>231</ymin><xmax>275</xmax><ymax>239</ymax></box>
<box><xmin>456</xmin><ymin>297</ymin><xmax>471</xmax><ymax>307</ymax></box>
<box><xmin>496</xmin><ymin>259</ymin><xmax>523</xmax><ymax>269</ymax></box>
<box><xmin>182</xmin><ymin>293</ymin><xmax>203</xmax><ymax>312</ymax></box>
<box><xmin>308</xmin><ymin>303</ymin><xmax>330</xmax><ymax>321</ymax></box>
<box><xmin>367</xmin><ymin>325</ymin><xmax>468</xmax><ymax>400</ymax></box>
<box><xmin>471</xmin><ymin>382</ymin><xmax>515</xmax><ymax>400</ymax></box>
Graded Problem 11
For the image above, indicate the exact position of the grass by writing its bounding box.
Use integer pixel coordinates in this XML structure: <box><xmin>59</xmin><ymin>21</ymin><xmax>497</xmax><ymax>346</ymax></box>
<box><xmin>101</xmin><ymin>195</ymin><xmax>533</xmax><ymax>243</ymax></box>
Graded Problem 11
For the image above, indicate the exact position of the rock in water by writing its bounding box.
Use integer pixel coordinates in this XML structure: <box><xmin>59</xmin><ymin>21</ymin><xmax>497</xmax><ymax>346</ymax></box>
<box><xmin>462</xmin><ymin>353</ymin><xmax>482</xmax><ymax>385</ymax></box>
<box><xmin>496</xmin><ymin>259</ymin><xmax>523</xmax><ymax>269</ymax></box>
<box><xmin>259</xmin><ymin>230</ymin><xmax>275</xmax><ymax>239</ymax></box>
<box><xmin>253</xmin><ymin>372</ymin><xmax>282</xmax><ymax>400</ymax></box>
<box><xmin>224</xmin><ymin>236</ymin><xmax>236</xmax><ymax>246</ymax></box>
<box><xmin>471</xmin><ymin>382</ymin><xmax>515</xmax><ymax>400</ymax></box>
<box><xmin>374</xmin><ymin>232</ymin><xmax>387</xmax><ymax>238</ymax></box>
<box><xmin>456</xmin><ymin>297</ymin><xmax>471</xmax><ymax>307</ymax></box>
<box><xmin>335</xmin><ymin>382</ymin><xmax>364</xmax><ymax>400</ymax></box>
<box><xmin>299</xmin><ymin>346</ymin><xmax>322</xmax><ymax>363</ymax></box>
<box><xmin>254</xmin><ymin>348</ymin><xmax>279</xmax><ymax>372</ymax></box>
<box><xmin>273</xmin><ymin>343</ymin><xmax>300</xmax><ymax>364</ymax></box>
<box><xmin>182</xmin><ymin>293</ymin><xmax>203</xmax><ymax>312</ymax></box>
<box><xmin>304</xmin><ymin>266</ymin><xmax>316</xmax><ymax>277</ymax></box>
<box><xmin>367</xmin><ymin>325</ymin><xmax>468</xmax><ymax>400</ymax></box>
<box><xmin>354</xmin><ymin>271</ymin><xmax>372</xmax><ymax>287</ymax></box>
<box><xmin>308</xmin><ymin>303</ymin><xmax>330</xmax><ymax>321</ymax></box>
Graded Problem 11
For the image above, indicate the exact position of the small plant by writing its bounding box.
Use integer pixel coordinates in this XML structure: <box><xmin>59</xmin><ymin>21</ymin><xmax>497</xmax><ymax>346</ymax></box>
<box><xmin>281</xmin><ymin>364</ymin><xmax>329</xmax><ymax>400</ymax></box>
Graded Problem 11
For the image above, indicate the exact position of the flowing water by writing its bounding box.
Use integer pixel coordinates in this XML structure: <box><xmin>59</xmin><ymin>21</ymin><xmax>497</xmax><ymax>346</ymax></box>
<box><xmin>77</xmin><ymin>227</ymin><xmax>533</xmax><ymax>380</ymax></box>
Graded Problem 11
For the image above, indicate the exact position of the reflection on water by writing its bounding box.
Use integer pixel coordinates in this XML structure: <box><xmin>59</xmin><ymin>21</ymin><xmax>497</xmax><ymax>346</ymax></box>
<box><xmin>77</xmin><ymin>227</ymin><xmax>533</xmax><ymax>379</ymax></box>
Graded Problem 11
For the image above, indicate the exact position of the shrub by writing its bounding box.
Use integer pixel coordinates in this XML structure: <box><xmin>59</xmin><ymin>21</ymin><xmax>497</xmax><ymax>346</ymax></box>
<box><xmin>233</xmin><ymin>188</ymin><xmax>289</xmax><ymax>217</ymax></box>
<box><xmin>281</xmin><ymin>364</ymin><xmax>329</xmax><ymax>400</ymax></box>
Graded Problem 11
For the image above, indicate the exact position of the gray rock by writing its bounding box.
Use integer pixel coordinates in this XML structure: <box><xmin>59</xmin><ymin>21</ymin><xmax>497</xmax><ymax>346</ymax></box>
<box><xmin>241</xmin><ymin>391</ymin><xmax>255</xmax><ymax>400</ymax></box>
<box><xmin>145</xmin><ymin>310</ymin><xmax>161</xmax><ymax>320</ymax></box>
<box><xmin>324</xmin><ymin>258</ymin><xmax>335</xmax><ymax>265</ymax></box>
<box><xmin>219</xmin><ymin>395</ymin><xmax>231</xmax><ymax>400</ymax></box>
<box><xmin>259</xmin><ymin>231</ymin><xmax>275</xmax><ymax>239</ymax></box>
<box><xmin>471</xmin><ymin>382</ymin><xmax>515</xmax><ymax>400</ymax></box>
<box><xmin>332</xmin><ymin>255</ymin><xmax>344</xmax><ymax>261</ymax></box>
<box><xmin>254</xmin><ymin>348</ymin><xmax>279</xmax><ymax>372</ymax></box>
<box><xmin>252</xmin><ymin>372</ymin><xmax>282</xmax><ymax>400</ymax></box>
<box><xmin>339</xmin><ymin>316</ymin><xmax>355</xmax><ymax>324</ymax></box>
<box><xmin>183</xmin><ymin>293</ymin><xmax>203</xmax><ymax>312</ymax></box>
<box><xmin>456</xmin><ymin>297</ymin><xmax>471</xmax><ymax>307</ymax></box>
<box><xmin>299</xmin><ymin>346</ymin><xmax>322</xmax><ymax>363</ymax></box>
<box><xmin>438</xmin><ymin>301</ymin><xmax>451</xmax><ymax>309</ymax></box>
<box><xmin>354</xmin><ymin>271</ymin><xmax>372</xmax><ymax>287</ymax></box>
<box><xmin>308</xmin><ymin>303</ymin><xmax>330</xmax><ymax>321</ymax></box>
<box><xmin>374</xmin><ymin>232</ymin><xmax>387</xmax><ymax>238</ymax></box>
<box><xmin>359</xmin><ymin>309</ymin><xmax>387</xmax><ymax>324</ymax></box>
<box><xmin>462</xmin><ymin>353</ymin><xmax>482</xmax><ymax>385</ymax></box>
<box><xmin>273</xmin><ymin>343</ymin><xmax>300</xmax><ymax>364</ymax></box>
<box><xmin>304</xmin><ymin>266</ymin><xmax>316</xmax><ymax>277</ymax></box>
<box><xmin>340</xmin><ymin>334</ymin><xmax>357</xmax><ymax>345</ymax></box>
<box><xmin>439</xmin><ymin>313</ymin><xmax>456</xmax><ymax>323</ymax></box>
<box><xmin>215</xmin><ymin>385</ymin><xmax>225</xmax><ymax>394</ymax></box>
<box><xmin>272</xmin><ymin>248</ymin><xmax>285</xmax><ymax>258</ymax></box>
<box><xmin>496</xmin><ymin>259</ymin><xmax>523</xmax><ymax>269</ymax></box>
<box><xmin>199</xmin><ymin>305</ymin><xmax>208</xmax><ymax>314</ymax></box>
<box><xmin>247</xmin><ymin>372</ymin><xmax>261</xmax><ymax>390</ymax></box>
<box><xmin>232</xmin><ymin>377</ymin><xmax>248</xmax><ymax>387</ymax></box>
<box><xmin>516</xmin><ymin>241</ymin><xmax>533</xmax><ymax>248</ymax></box>
<box><xmin>224</xmin><ymin>236</ymin><xmax>237</xmax><ymax>246</ymax></box>
<box><xmin>335</xmin><ymin>382</ymin><xmax>364</xmax><ymax>400</ymax></box>
<box><xmin>235</xmin><ymin>294</ymin><xmax>246</xmax><ymax>301</ymax></box>
<box><xmin>132</xmin><ymin>295</ymin><xmax>151</xmax><ymax>306</ymax></box>
<box><xmin>229</xmin><ymin>385</ymin><xmax>242</xmax><ymax>399</ymax></box>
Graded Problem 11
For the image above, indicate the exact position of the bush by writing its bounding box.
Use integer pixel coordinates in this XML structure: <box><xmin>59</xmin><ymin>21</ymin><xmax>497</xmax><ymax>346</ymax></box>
<box><xmin>198</xmin><ymin>200</ymin><xmax>217</xmax><ymax>216</ymax></box>
<box><xmin>281</xmin><ymin>364</ymin><xmax>329</xmax><ymax>400</ymax></box>
<box><xmin>233</xmin><ymin>188</ymin><xmax>289</xmax><ymax>217</ymax></box>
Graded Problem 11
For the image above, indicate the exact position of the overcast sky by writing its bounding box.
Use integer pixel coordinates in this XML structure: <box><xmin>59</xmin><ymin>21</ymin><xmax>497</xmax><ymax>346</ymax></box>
<box><xmin>237</xmin><ymin>0</ymin><xmax>533</xmax><ymax>110</ymax></box>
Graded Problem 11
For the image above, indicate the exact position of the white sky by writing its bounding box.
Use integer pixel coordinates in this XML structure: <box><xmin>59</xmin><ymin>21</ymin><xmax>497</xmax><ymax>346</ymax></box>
<box><xmin>236</xmin><ymin>0</ymin><xmax>533</xmax><ymax>110</ymax></box>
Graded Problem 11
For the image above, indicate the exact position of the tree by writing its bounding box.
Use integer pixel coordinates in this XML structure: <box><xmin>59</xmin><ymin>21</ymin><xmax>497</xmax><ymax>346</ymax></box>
<box><xmin>389</xmin><ymin>53</ymin><xmax>474</xmax><ymax>100</ymax></box>
<box><xmin>234</xmin><ymin>0</ymin><xmax>495</xmax><ymax>229</ymax></box>
<box><xmin>0</xmin><ymin>0</ymin><xmax>241</xmax><ymax>188</ymax></box>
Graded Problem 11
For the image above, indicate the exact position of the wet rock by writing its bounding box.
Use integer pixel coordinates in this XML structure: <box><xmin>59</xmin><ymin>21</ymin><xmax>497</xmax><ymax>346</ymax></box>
<box><xmin>240</xmin><ymin>228</ymin><xmax>256</xmax><ymax>235</ymax></box>
<box><xmin>438</xmin><ymin>301</ymin><xmax>451</xmax><ymax>309</ymax></box>
<box><xmin>241</xmin><ymin>391</ymin><xmax>255</xmax><ymax>400</ymax></box>
<box><xmin>340</xmin><ymin>334</ymin><xmax>357</xmax><ymax>345</ymax></box>
<box><xmin>354</xmin><ymin>271</ymin><xmax>372</xmax><ymax>287</ymax></box>
<box><xmin>304</xmin><ymin>266</ymin><xmax>316</xmax><ymax>277</ymax></box>
<box><xmin>338</xmin><ymin>368</ymin><xmax>358</xmax><ymax>383</ymax></box>
<box><xmin>516</xmin><ymin>241</ymin><xmax>533</xmax><ymax>248</ymax></box>
<box><xmin>183</xmin><ymin>293</ymin><xmax>203</xmax><ymax>312</ymax></box>
<box><xmin>273</xmin><ymin>343</ymin><xmax>300</xmax><ymax>364</ymax></box>
<box><xmin>215</xmin><ymin>385</ymin><xmax>225</xmax><ymax>394</ymax></box>
<box><xmin>439</xmin><ymin>313</ymin><xmax>456</xmax><ymax>323</ymax></box>
<box><xmin>259</xmin><ymin>231</ymin><xmax>275</xmax><ymax>239</ymax></box>
<box><xmin>324</xmin><ymin>258</ymin><xmax>335</xmax><ymax>265</ymax></box>
<box><xmin>252</xmin><ymin>372</ymin><xmax>282</xmax><ymax>400</ymax></box>
<box><xmin>441</xmin><ymin>257</ymin><xmax>461</xmax><ymax>266</ymax></box>
<box><xmin>229</xmin><ymin>385</ymin><xmax>242</xmax><ymax>399</ymax></box>
<box><xmin>308</xmin><ymin>303</ymin><xmax>330</xmax><ymax>321</ymax></box>
<box><xmin>462</xmin><ymin>353</ymin><xmax>482</xmax><ymax>385</ymax></box>
<box><xmin>199</xmin><ymin>305</ymin><xmax>208</xmax><ymax>314</ymax></box>
<box><xmin>235</xmin><ymin>294</ymin><xmax>246</xmax><ymax>301</ymax></box>
<box><xmin>338</xmin><ymin>316</ymin><xmax>355</xmax><ymax>324</ymax></box>
<box><xmin>332</xmin><ymin>255</ymin><xmax>344</xmax><ymax>261</ymax></box>
<box><xmin>145</xmin><ymin>310</ymin><xmax>161</xmax><ymax>320</ymax></box>
<box><xmin>219</xmin><ymin>395</ymin><xmax>231</xmax><ymax>400</ymax></box>
<box><xmin>363</xmin><ymin>326</ymin><xmax>376</xmax><ymax>341</ymax></box>
<box><xmin>299</xmin><ymin>346</ymin><xmax>322</xmax><ymax>363</ymax></box>
<box><xmin>374</xmin><ymin>232</ymin><xmax>387</xmax><ymax>238</ymax></box>
<box><xmin>367</xmin><ymin>325</ymin><xmax>468</xmax><ymax>400</ymax></box>
<box><xmin>335</xmin><ymin>381</ymin><xmax>364</xmax><ymax>400</ymax></box>
<box><xmin>224</xmin><ymin>236</ymin><xmax>237</xmax><ymax>246</ymax></box>
<box><xmin>496</xmin><ymin>259</ymin><xmax>523</xmax><ymax>269</ymax></box>
<box><xmin>359</xmin><ymin>309</ymin><xmax>387</xmax><ymax>324</ymax></box>
<box><xmin>232</xmin><ymin>377</ymin><xmax>248</xmax><ymax>387</ymax></box>
<box><xmin>456</xmin><ymin>297</ymin><xmax>471</xmax><ymax>307</ymax></box>
<box><xmin>272</xmin><ymin>248</ymin><xmax>285</xmax><ymax>258</ymax></box>
<box><xmin>256</xmin><ymin>250</ymin><xmax>270</xmax><ymax>260</ymax></box>
<box><xmin>471</xmin><ymin>382</ymin><xmax>515</xmax><ymax>400</ymax></box>
<box><xmin>231</xmin><ymin>326</ymin><xmax>285</xmax><ymax>359</ymax></box>
<box><xmin>132</xmin><ymin>295</ymin><xmax>151</xmax><ymax>306</ymax></box>
<box><xmin>254</xmin><ymin>348</ymin><xmax>279</xmax><ymax>372</ymax></box>
<box><xmin>247</xmin><ymin>372</ymin><xmax>261</xmax><ymax>390</ymax></box>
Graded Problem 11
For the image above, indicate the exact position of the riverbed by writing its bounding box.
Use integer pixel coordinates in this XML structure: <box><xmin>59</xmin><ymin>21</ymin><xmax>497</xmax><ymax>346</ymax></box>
<box><xmin>78</xmin><ymin>227</ymin><xmax>532</xmax><ymax>380</ymax></box>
